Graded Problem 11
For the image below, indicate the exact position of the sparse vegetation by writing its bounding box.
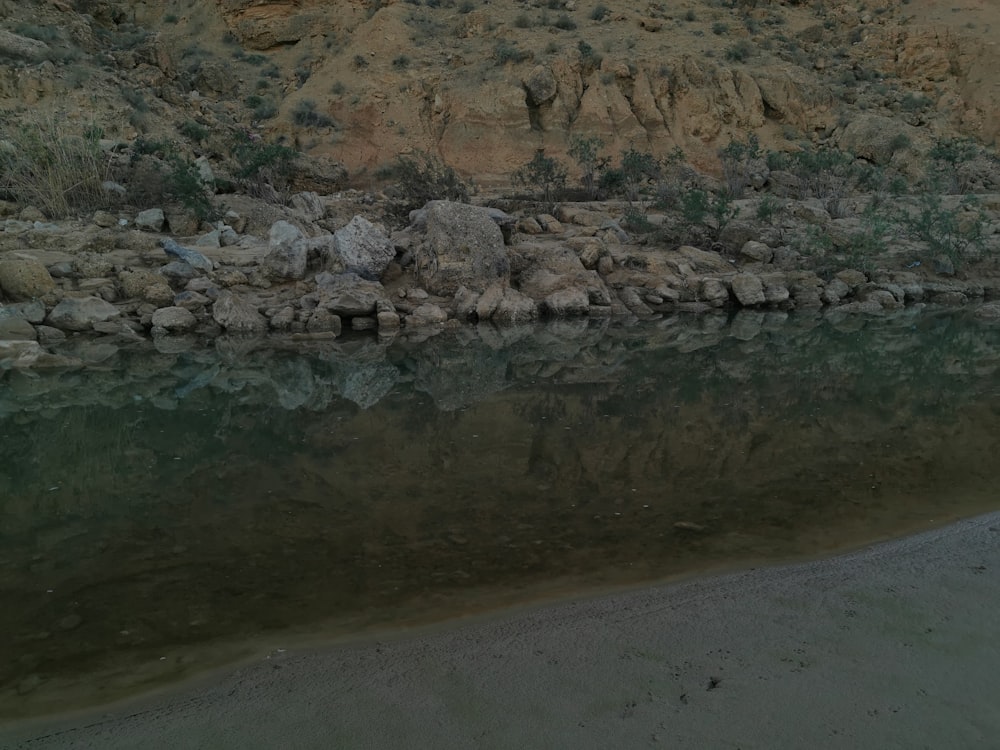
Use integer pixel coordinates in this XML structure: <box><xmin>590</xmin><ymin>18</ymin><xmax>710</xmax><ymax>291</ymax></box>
<box><xmin>513</xmin><ymin>151</ymin><xmax>568</xmax><ymax>206</ymax></box>
<box><xmin>0</xmin><ymin>117</ymin><xmax>113</xmax><ymax>218</ymax></box>
<box><xmin>384</xmin><ymin>150</ymin><xmax>470</xmax><ymax>216</ymax></box>
<box><xmin>291</xmin><ymin>100</ymin><xmax>336</xmax><ymax>128</ymax></box>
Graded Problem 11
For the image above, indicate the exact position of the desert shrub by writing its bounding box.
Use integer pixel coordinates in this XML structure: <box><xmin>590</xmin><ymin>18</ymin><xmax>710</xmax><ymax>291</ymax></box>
<box><xmin>553</xmin><ymin>13</ymin><xmax>577</xmax><ymax>30</ymax></box>
<box><xmin>178</xmin><ymin>120</ymin><xmax>209</xmax><ymax>142</ymax></box>
<box><xmin>291</xmin><ymin>100</ymin><xmax>336</xmax><ymax>128</ymax></box>
<box><xmin>755</xmin><ymin>194</ymin><xmax>782</xmax><ymax>224</ymax></box>
<box><xmin>590</xmin><ymin>4</ymin><xmax>609</xmax><ymax>20</ymax></box>
<box><xmin>926</xmin><ymin>137</ymin><xmax>980</xmax><ymax>193</ymax></box>
<box><xmin>514</xmin><ymin>13</ymin><xmax>531</xmax><ymax>28</ymax></box>
<box><xmin>908</xmin><ymin>192</ymin><xmax>986</xmax><ymax>266</ymax></box>
<box><xmin>385</xmin><ymin>150</ymin><xmax>470</xmax><ymax>216</ymax></box>
<box><xmin>228</xmin><ymin>130</ymin><xmax>299</xmax><ymax>202</ymax></box>
<box><xmin>719</xmin><ymin>133</ymin><xmax>762</xmax><ymax>198</ymax></box>
<box><xmin>0</xmin><ymin>118</ymin><xmax>113</xmax><ymax>218</ymax></box>
<box><xmin>494</xmin><ymin>42</ymin><xmax>530</xmax><ymax>65</ymax></box>
<box><xmin>786</xmin><ymin>146</ymin><xmax>859</xmax><ymax>217</ymax></box>
<box><xmin>577</xmin><ymin>40</ymin><xmax>602</xmax><ymax>72</ymax></box>
<box><xmin>513</xmin><ymin>151</ymin><xmax>567</xmax><ymax>206</ymax></box>
<box><xmin>392</xmin><ymin>54</ymin><xmax>410</xmax><ymax>70</ymax></box>
<box><xmin>725</xmin><ymin>40</ymin><xmax>752</xmax><ymax>62</ymax></box>
<box><xmin>712</xmin><ymin>21</ymin><xmax>729</xmax><ymax>35</ymax></box>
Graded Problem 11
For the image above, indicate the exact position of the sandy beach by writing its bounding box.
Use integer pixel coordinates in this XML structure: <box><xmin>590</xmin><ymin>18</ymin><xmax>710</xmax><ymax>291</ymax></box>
<box><xmin>2</xmin><ymin>512</ymin><xmax>999</xmax><ymax>749</ymax></box>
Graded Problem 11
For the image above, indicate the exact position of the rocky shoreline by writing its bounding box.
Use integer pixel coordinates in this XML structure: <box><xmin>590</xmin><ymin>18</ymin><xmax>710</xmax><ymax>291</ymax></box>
<box><xmin>3</xmin><ymin>192</ymin><xmax>1000</xmax><ymax>371</ymax></box>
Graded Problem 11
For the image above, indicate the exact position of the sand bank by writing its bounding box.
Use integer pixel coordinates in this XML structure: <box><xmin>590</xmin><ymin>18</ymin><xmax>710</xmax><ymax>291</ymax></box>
<box><xmin>3</xmin><ymin>512</ymin><xmax>999</xmax><ymax>749</ymax></box>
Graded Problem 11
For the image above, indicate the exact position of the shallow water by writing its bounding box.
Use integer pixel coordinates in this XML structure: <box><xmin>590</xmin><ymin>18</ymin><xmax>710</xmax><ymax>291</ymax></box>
<box><xmin>1</xmin><ymin>308</ymin><xmax>999</xmax><ymax>719</ymax></box>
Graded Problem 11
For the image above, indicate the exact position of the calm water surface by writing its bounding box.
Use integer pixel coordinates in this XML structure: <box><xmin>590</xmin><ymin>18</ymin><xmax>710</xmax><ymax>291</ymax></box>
<box><xmin>1</xmin><ymin>309</ymin><xmax>999</xmax><ymax>718</ymax></box>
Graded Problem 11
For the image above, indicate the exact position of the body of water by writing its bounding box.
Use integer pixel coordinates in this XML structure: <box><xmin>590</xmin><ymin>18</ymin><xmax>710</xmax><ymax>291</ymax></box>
<box><xmin>1</xmin><ymin>308</ymin><xmax>998</xmax><ymax>718</ymax></box>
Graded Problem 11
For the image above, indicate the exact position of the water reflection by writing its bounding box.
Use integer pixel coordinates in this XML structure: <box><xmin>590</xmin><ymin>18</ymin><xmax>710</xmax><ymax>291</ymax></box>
<box><xmin>1</xmin><ymin>308</ymin><xmax>999</xmax><ymax>718</ymax></box>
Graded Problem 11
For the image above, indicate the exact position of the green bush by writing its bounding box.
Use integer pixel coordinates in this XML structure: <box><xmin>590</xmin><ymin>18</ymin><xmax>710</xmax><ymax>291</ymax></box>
<box><xmin>568</xmin><ymin>135</ymin><xmax>607</xmax><ymax>199</ymax></box>
<box><xmin>178</xmin><ymin>120</ymin><xmax>209</xmax><ymax>142</ymax></box>
<box><xmin>513</xmin><ymin>151</ymin><xmax>567</xmax><ymax>206</ymax></box>
<box><xmin>719</xmin><ymin>134</ymin><xmax>762</xmax><ymax>198</ymax></box>
<box><xmin>228</xmin><ymin>130</ymin><xmax>298</xmax><ymax>202</ymax></box>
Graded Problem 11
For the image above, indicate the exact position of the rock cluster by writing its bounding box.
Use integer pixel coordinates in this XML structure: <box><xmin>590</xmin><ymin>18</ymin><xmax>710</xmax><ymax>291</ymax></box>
<box><xmin>2</xmin><ymin>194</ymin><xmax>999</xmax><ymax>371</ymax></box>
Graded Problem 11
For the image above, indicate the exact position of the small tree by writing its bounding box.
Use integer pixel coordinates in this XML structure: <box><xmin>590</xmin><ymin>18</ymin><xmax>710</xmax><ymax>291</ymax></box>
<box><xmin>568</xmin><ymin>135</ymin><xmax>606</xmax><ymax>199</ymax></box>
<box><xmin>513</xmin><ymin>150</ymin><xmax>567</xmax><ymax>206</ymax></box>
<box><xmin>719</xmin><ymin>133</ymin><xmax>762</xmax><ymax>198</ymax></box>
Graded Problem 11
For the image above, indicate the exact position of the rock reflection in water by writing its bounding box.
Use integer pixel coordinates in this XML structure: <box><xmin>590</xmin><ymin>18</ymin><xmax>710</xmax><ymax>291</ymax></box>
<box><xmin>1</xmin><ymin>308</ymin><xmax>999</xmax><ymax>718</ymax></box>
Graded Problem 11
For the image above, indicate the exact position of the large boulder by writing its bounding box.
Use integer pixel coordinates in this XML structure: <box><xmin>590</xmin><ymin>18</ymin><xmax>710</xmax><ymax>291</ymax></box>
<box><xmin>731</xmin><ymin>274</ymin><xmax>766</xmax><ymax>306</ymax></box>
<box><xmin>326</xmin><ymin>216</ymin><xmax>395</xmax><ymax>281</ymax></box>
<box><xmin>264</xmin><ymin>221</ymin><xmax>308</xmax><ymax>280</ymax></box>
<box><xmin>314</xmin><ymin>272</ymin><xmax>391</xmax><ymax>317</ymax></box>
<box><xmin>524</xmin><ymin>65</ymin><xmax>558</xmax><ymax>105</ymax></box>
<box><xmin>415</xmin><ymin>201</ymin><xmax>510</xmax><ymax>296</ymax></box>
<box><xmin>212</xmin><ymin>291</ymin><xmax>267</xmax><ymax>332</ymax></box>
<box><xmin>47</xmin><ymin>296</ymin><xmax>121</xmax><ymax>331</ymax></box>
<box><xmin>0</xmin><ymin>257</ymin><xmax>55</xmax><ymax>301</ymax></box>
<box><xmin>151</xmin><ymin>306</ymin><xmax>198</xmax><ymax>332</ymax></box>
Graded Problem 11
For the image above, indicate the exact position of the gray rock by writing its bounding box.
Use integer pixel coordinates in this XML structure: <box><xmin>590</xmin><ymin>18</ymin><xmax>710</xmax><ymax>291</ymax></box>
<box><xmin>407</xmin><ymin>303</ymin><xmax>449</xmax><ymax>327</ymax></box>
<box><xmin>731</xmin><ymin>274</ymin><xmax>766</xmax><ymax>306</ymax></box>
<box><xmin>136</xmin><ymin>208</ymin><xmax>166</xmax><ymax>232</ymax></box>
<box><xmin>329</xmin><ymin>216</ymin><xmax>395</xmax><ymax>280</ymax></box>
<box><xmin>160</xmin><ymin>261</ymin><xmax>199</xmax><ymax>285</ymax></box>
<box><xmin>269</xmin><ymin>306</ymin><xmax>296</xmax><ymax>331</ymax></box>
<box><xmin>315</xmin><ymin>272</ymin><xmax>389</xmax><ymax>317</ymax></box>
<box><xmin>290</xmin><ymin>191</ymin><xmax>326</xmax><ymax>221</ymax></box>
<box><xmin>494</xmin><ymin>288</ymin><xmax>539</xmax><ymax>324</ymax></box>
<box><xmin>739</xmin><ymin>241</ymin><xmax>774</xmax><ymax>264</ymax></box>
<box><xmin>0</xmin><ymin>340</ymin><xmax>42</xmax><ymax>368</ymax></box>
<box><xmin>151</xmin><ymin>306</ymin><xmax>198</xmax><ymax>332</ymax></box>
<box><xmin>118</xmin><ymin>269</ymin><xmax>162</xmax><ymax>298</ymax></box>
<box><xmin>0</xmin><ymin>29</ymin><xmax>49</xmax><ymax>61</ymax></box>
<box><xmin>543</xmin><ymin>287</ymin><xmax>590</xmax><ymax>316</ymax></box>
<box><xmin>0</xmin><ymin>257</ymin><xmax>55</xmax><ymax>301</ymax></box>
<box><xmin>47</xmin><ymin>296</ymin><xmax>121</xmax><ymax>331</ymax></box>
<box><xmin>212</xmin><ymin>291</ymin><xmax>267</xmax><ymax>332</ymax></box>
<box><xmin>173</xmin><ymin>290</ymin><xmax>210</xmax><ymax>311</ymax></box>
<box><xmin>161</xmin><ymin>239</ymin><xmax>214</xmax><ymax>273</ymax></box>
<box><xmin>264</xmin><ymin>221</ymin><xmax>308</xmax><ymax>280</ymax></box>
<box><xmin>700</xmin><ymin>278</ymin><xmax>730</xmax><ymax>307</ymax></box>
<box><xmin>415</xmin><ymin>201</ymin><xmax>510</xmax><ymax>296</ymax></box>
<box><xmin>35</xmin><ymin>325</ymin><xmax>65</xmax><ymax>343</ymax></box>
<box><xmin>974</xmin><ymin>302</ymin><xmax>1000</xmax><ymax>320</ymax></box>
<box><xmin>377</xmin><ymin>310</ymin><xmax>401</xmax><ymax>330</ymax></box>
<box><xmin>306</xmin><ymin>308</ymin><xmax>342</xmax><ymax>334</ymax></box>
<box><xmin>101</xmin><ymin>181</ymin><xmax>127</xmax><ymax>199</ymax></box>
<box><xmin>0</xmin><ymin>317</ymin><xmax>37</xmax><ymax>341</ymax></box>
<box><xmin>0</xmin><ymin>300</ymin><xmax>45</xmax><ymax>324</ymax></box>
<box><xmin>454</xmin><ymin>285</ymin><xmax>480</xmax><ymax>320</ymax></box>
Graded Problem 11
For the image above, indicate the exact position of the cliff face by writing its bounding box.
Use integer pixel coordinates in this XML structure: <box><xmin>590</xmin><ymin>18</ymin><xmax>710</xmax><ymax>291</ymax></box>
<box><xmin>0</xmin><ymin>0</ymin><xmax>999</xmax><ymax>183</ymax></box>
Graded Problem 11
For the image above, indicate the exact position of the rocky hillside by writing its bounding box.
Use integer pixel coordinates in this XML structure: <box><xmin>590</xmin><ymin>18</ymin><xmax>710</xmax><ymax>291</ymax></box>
<box><xmin>1</xmin><ymin>0</ymin><xmax>1000</xmax><ymax>183</ymax></box>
